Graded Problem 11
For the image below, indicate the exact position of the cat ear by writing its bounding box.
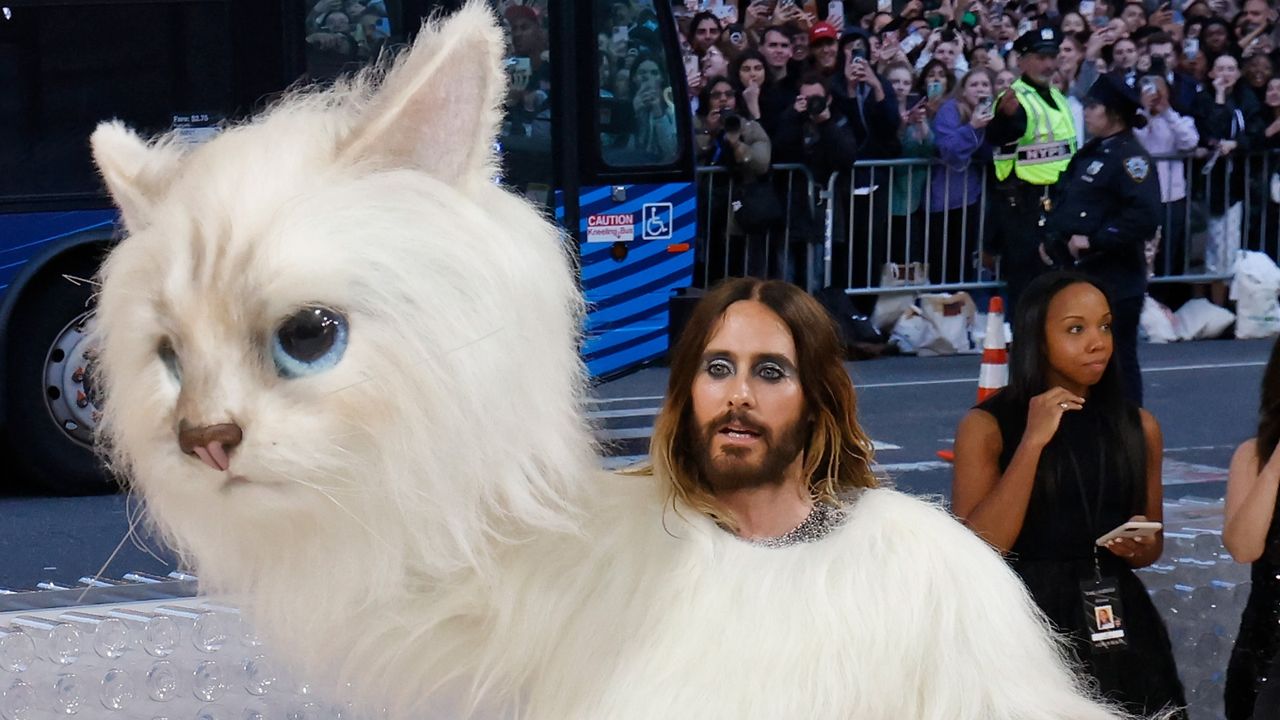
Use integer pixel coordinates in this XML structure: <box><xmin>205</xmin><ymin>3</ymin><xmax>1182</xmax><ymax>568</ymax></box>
<box><xmin>338</xmin><ymin>1</ymin><xmax>507</xmax><ymax>192</ymax></box>
<box><xmin>91</xmin><ymin>120</ymin><xmax>186</xmax><ymax>233</ymax></box>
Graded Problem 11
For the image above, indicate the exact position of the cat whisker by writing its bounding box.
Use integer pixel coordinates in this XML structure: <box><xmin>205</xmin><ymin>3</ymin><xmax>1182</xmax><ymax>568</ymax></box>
<box><xmin>323</xmin><ymin>373</ymin><xmax>377</xmax><ymax>398</ymax></box>
<box><xmin>259</xmin><ymin>461</ymin><xmax>399</xmax><ymax>553</ymax></box>
<box><xmin>124</xmin><ymin>490</ymin><xmax>170</xmax><ymax>565</ymax></box>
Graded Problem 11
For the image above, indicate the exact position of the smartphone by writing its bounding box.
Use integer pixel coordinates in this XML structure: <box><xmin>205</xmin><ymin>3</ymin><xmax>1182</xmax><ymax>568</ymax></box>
<box><xmin>906</xmin><ymin>92</ymin><xmax>924</xmax><ymax>108</ymax></box>
<box><xmin>509</xmin><ymin>56</ymin><xmax>531</xmax><ymax>74</ymax></box>
<box><xmin>1140</xmin><ymin>77</ymin><xmax>1158</xmax><ymax>97</ymax></box>
<box><xmin>1079</xmin><ymin>0</ymin><xmax>1095</xmax><ymax>16</ymax></box>
<box><xmin>1184</xmin><ymin>37</ymin><xmax>1199</xmax><ymax>59</ymax></box>
<box><xmin>900</xmin><ymin>30</ymin><xmax>925</xmax><ymax>53</ymax></box>
<box><xmin>1017</xmin><ymin>17</ymin><xmax>1035</xmax><ymax>35</ymax></box>
<box><xmin>927</xmin><ymin>79</ymin><xmax>944</xmax><ymax>99</ymax></box>
<box><xmin>830</xmin><ymin>0</ymin><xmax>846</xmax><ymax>18</ymax></box>
<box><xmin>1095</xmin><ymin>521</ymin><xmax>1163</xmax><ymax>546</ymax></box>
<box><xmin>977</xmin><ymin>95</ymin><xmax>994</xmax><ymax>114</ymax></box>
<box><xmin>877</xmin><ymin>0</ymin><xmax>890</xmax><ymax>11</ymax></box>
<box><xmin>612</xmin><ymin>26</ymin><xmax>629</xmax><ymax>44</ymax></box>
<box><xmin>682</xmin><ymin>53</ymin><xmax>699</xmax><ymax>78</ymax></box>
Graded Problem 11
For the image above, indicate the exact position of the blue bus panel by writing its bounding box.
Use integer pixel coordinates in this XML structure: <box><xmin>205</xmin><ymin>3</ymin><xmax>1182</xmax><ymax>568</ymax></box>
<box><xmin>0</xmin><ymin>211</ymin><xmax>118</xmax><ymax>296</ymax></box>
<box><xmin>575</xmin><ymin>182</ymin><xmax>696</xmax><ymax>378</ymax></box>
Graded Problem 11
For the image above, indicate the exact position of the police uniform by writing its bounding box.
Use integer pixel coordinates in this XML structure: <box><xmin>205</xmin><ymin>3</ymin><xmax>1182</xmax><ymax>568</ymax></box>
<box><xmin>1043</xmin><ymin>75</ymin><xmax>1161</xmax><ymax>405</ymax></box>
<box><xmin>987</xmin><ymin>27</ymin><xmax>1078</xmax><ymax>311</ymax></box>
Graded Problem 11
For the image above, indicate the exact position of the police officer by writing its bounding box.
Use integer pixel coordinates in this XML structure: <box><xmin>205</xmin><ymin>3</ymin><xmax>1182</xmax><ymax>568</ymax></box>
<box><xmin>987</xmin><ymin>26</ymin><xmax>1077</xmax><ymax>311</ymax></box>
<box><xmin>1041</xmin><ymin>75</ymin><xmax>1161</xmax><ymax>405</ymax></box>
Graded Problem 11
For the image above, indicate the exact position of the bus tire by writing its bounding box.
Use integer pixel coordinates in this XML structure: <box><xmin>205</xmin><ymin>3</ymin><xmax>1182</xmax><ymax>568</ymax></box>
<box><xmin>4</xmin><ymin>252</ymin><xmax>116</xmax><ymax>495</ymax></box>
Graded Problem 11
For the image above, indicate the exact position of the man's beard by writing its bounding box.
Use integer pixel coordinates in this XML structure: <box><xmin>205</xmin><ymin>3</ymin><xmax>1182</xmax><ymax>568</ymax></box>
<box><xmin>694</xmin><ymin>408</ymin><xmax>808</xmax><ymax>493</ymax></box>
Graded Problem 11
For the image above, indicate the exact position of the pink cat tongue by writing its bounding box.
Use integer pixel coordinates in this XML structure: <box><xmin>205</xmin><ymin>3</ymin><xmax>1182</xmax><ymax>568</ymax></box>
<box><xmin>193</xmin><ymin>443</ymin><xmax>231</xmax><ymax>472</ymax></box>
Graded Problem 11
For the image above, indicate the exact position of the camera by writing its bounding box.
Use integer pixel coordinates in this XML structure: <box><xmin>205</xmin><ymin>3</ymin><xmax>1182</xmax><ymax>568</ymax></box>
<box><xmin>721</xmin><ymin>111</ymin><xmax>743</xmax><ymax>133</ymax></box>
<box><xmin>805</xmin><ymin>94</ymin><xmax>828</xmax><ymax>118</ymax></box>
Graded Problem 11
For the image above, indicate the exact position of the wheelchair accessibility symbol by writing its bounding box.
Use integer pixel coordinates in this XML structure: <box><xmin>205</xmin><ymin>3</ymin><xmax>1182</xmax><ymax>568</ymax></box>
<box><xmin>641</xmin><ymin>203</ymin><xmax>673</xmax><ymax>240</ymax></box>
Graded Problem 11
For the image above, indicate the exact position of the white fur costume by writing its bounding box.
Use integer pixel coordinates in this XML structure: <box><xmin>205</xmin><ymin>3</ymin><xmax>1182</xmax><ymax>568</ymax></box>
<box><xmin>90</xmin><ymin>4</ymin><xmax>1138</xmax><ymax>719</ymax></box>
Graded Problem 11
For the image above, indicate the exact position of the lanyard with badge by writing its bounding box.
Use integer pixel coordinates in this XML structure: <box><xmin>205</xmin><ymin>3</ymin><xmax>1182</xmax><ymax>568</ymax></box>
<box><xmin>1068</xmin><ymin>449</ymin><xmax>1129</xmax><ymax>652</ymax></box>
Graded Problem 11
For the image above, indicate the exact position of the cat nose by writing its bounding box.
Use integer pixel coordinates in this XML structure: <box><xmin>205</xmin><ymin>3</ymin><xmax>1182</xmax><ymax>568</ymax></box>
<box><xmin>178</xmin><ymin>422</ymin><xmax>243</xmax><ymax>472</ymax></box>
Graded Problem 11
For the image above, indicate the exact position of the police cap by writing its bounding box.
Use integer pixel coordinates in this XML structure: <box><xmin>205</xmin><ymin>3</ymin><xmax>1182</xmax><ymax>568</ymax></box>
<box><xmin>1013</xmin><ymin>26</ymin><xmax>1061</xmax><ymax>56</ymax></box>
<box><xmin>1086</xmin><ymin>74</ymin><xmax>1145</xmax><ymax>127</ymax></box>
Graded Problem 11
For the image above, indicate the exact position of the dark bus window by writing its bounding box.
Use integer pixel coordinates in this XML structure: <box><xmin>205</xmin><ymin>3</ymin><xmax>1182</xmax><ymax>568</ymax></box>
<box><xmin>496</xmin><ymin>2</ymin><xmax>553</xmax><ymax>208</ymax></box>
<box><xmin>596</xmin><ymin>0</ymin><xmax>679</xmax><ymax>168</ymax></box>
<box><xmin>303</xmin><ymin>0</ymin><xmax>402</xmax><ymax>82</ymax></box>
<box><xmin>0</xmin><ymin>2</ymin><xmax>235</xmax><ymax>200</ymax></box>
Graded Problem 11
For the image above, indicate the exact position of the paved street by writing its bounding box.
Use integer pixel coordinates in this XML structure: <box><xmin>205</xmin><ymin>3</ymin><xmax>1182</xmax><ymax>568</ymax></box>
<box><xmin>0</xmin><ymin>338</ymin><xmax>1270</xmax><ymax>590</ymax></box>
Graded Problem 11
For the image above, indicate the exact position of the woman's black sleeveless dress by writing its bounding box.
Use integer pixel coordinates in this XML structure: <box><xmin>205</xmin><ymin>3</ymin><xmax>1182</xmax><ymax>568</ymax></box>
<box><xmin>1225</xmin><ymin>486</ymin><xmax>1280</xmax><ymax>719</ymax></box>
<box><xmin>982</xmin><ymin>393</ymin><xmax>1187</xmax><ymax>717</ymax></box>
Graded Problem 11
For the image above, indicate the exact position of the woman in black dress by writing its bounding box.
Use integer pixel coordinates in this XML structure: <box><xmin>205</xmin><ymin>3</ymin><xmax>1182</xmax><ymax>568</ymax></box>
<box><xmin>952</xmin><ymin>271</ymin><xmax>1186</xmax><ymax>718</ymax></box>
<box><xmin>1224</xmin><ymin>337</ymin><xmax>1280</xmax><ymax>719</ymax></box>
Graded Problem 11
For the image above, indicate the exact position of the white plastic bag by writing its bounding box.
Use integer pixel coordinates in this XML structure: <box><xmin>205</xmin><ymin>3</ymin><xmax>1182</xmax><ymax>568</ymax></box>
<box><xmin>871</xmin><ymin>262</ymin><xmax>928</xmax><ymax>331</ymax></box>
<box><xmin>1229</xmin><ymin>250</ymin><xmax>1280</xmax><ymax>339</ymax></box>
<box><xmin>917</xmin><ymin>292</ymin><xmax>977</xmax><ymax>355</ymax></box>
<box><xmin>1174</xmin><ymin>298</ymin><xmax>1235</xmax><ymax>340</ymax></box>
<box><xmin>1140</xmin><ymin>295</ymin><xmax>1180</xmax><ymax>344</ymax></box>
<box><xmin>889</xmin><ymin>305</ymin><xmax>937</xmax><ymax>355</ymax></box>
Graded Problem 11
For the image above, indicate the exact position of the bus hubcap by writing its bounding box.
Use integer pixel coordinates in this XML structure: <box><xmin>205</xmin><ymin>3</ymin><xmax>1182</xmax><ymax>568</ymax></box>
<box><xmin>43</xmin><ymin>311</ymin><xmax>100</xmax><ymax>448</ymax></box>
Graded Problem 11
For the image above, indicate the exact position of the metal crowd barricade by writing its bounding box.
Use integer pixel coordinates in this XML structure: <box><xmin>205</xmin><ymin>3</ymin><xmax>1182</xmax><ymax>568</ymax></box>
<box><xmin>693</xmin><ymin>163</ymin><xmax>821</xmax><ymax>291</ymax></box>
<box><xmin>696</xmin><ymin>152</ymin><xmax>1280</xmax><ymax>298</ymax></box>
<box><xmin>823</xmin><ymin>158</ymin><xmax>1003</xmax><ymax>296</ymax></box>
<box><xmin>1146</xmin><ymin>149</ymin><xmax>1280</xmax><ymax>285</ymax></box>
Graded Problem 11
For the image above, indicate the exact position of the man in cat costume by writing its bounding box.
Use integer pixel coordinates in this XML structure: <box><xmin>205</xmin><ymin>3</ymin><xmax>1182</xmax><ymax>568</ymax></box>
<box><xmin>90</xmin><ymin>3</ymin><xmax>1161</xmax><ymax>719</ymax></box>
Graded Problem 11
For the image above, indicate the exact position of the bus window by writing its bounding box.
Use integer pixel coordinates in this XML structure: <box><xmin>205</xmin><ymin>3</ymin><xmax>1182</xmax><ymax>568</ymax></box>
<box><xmin>303</xmin><ymin>0</ymin><xmax>402</xmax><ymax>83</ymax></box>
<box><xmin>0</xmin><ymin>2</ymin><xmax>235</xmax><ymax>200</ymax></box>
<box><xmin>497</xmin><ymin>3</ymin><xmax>554</xmax><ymax>209</ymax></box>
<box><xmin>596</xmin><ymin>1</ymin><xmax>679</xmax><ymax>168</ymax></box>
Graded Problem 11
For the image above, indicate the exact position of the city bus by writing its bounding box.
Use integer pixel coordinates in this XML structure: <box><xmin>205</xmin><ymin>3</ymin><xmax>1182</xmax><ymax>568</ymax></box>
<box><xmin>0</xmin><ymin>0</ymin><xmax>696</xmax><ymax>493</ymax></box>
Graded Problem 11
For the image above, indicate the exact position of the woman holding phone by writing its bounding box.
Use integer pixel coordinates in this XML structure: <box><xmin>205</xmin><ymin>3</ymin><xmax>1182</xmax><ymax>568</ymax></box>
<box><xmin>1224</xmin><ymin>338</ymin><xmax>1280</xmax><ymax>719</ymax></box>
<box><xmin>928</xmin><ymin>68</ymin><xmax>996</xmax><ymax>285</ymax></box>
<box><xmin>952</xmin><ymin>272</ymin><xmax>1187</xmax><ymax>719</ymax></box>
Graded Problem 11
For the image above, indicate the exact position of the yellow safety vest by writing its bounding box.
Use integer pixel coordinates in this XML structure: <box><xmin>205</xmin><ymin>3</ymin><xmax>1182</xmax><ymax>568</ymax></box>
<box><xmin>992</xmin><ymin>79</ymin><xmax>1077</xmax><ymax>185</ymax></box>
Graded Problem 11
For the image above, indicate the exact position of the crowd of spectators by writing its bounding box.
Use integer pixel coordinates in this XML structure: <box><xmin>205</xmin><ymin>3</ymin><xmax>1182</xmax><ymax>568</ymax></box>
<box><xmin>663</xmin><ymin>0</ymin><xmax>1280</xmax><ymax>296</ymax></box>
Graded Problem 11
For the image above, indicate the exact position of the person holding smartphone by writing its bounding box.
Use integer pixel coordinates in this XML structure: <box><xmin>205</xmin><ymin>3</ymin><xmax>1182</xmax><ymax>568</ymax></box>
<box><xmin>929</xmin><ymin>68</ymin><xmax>997</xmax><ymax>285</ymax></box>
<box><xmin>952</xmin><ymin>270</ymin><xmax>1187</xmax><ymax>719</ymax></box>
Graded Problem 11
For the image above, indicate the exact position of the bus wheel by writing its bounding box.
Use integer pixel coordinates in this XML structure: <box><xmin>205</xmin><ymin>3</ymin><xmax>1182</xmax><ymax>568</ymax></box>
<box><xmin>5</xmin><ymin>260</ymin><xmax>116</xmax><ymax>495</ymax></box>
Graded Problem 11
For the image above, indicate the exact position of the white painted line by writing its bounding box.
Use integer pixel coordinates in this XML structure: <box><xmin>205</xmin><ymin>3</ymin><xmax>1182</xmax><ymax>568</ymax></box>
<box><xmin>590</xmin><ymin>407</ymin><xmax>659</xmax><ymax>420</ymax></box>
<box><xmin>875</xmin><ymin>460</ymin><xmax>953</xmax><ymax>473</ymax></box>
<box><xmin>588</xmin><ymin>395</ymin><xmax>663</xmax><ymax>405</ymax></box>
<box><xmin>1143</xmin><ymin>361</ymin><xmax>1266</xmax><ymax>373</ymax></box>
<box><xmin>855</xmin><ymin>377</ymin><xmax>974</xmax><ymax>389</ymax></box>
<box><xmin>597</xmin><ymin>428</ymin><xmax>654</xmax><ymax>441</ymax></box>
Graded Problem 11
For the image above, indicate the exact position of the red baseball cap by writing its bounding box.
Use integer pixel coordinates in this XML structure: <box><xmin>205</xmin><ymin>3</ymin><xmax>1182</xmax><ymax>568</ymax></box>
<box><xmin>809</xmin><ymin>21</ymin><xmax>839</xmax><ymax>44</ymax></box>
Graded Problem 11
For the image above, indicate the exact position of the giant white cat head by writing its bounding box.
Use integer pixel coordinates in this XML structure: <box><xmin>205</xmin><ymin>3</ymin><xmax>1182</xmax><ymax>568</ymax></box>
<box><xmin>91</xmin><ymin>3</ymin><xmax>596</xmax><ymax>603</ymax></box>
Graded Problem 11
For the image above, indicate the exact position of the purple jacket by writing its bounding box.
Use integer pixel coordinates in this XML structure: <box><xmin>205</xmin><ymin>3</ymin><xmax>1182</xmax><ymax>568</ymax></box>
<box><xmin>929</xmin><ymin>99</ymin><xmax>992</xmax><ymax>212</ymax></box>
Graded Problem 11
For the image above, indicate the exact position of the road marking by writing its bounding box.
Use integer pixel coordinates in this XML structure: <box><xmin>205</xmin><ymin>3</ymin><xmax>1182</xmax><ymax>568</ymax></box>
<box><xmin>1144</xmin><ymin>361</ymin><xmax>1266</xmax><ymax>373</ymax></box>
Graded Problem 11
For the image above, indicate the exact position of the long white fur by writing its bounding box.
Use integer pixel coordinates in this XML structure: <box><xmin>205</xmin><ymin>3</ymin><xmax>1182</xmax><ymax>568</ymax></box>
<box><xmin>91</xmin><ymin>4</ymin><xmax>1158</xmax><ymax>719</ymax></box>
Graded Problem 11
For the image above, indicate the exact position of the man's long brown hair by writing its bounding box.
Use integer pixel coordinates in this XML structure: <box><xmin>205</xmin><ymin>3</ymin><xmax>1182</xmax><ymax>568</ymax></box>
<box><xmin>649</xmin><ymin>278</ymin><xmax>878</xmax><ymax>529</ymax></box>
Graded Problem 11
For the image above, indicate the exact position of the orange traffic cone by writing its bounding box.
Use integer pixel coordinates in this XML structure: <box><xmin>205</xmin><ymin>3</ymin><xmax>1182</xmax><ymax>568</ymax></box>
<box><xmin>937</xmin><ymin>297</ymin><xmax>1008</xmax><ymax>463</ymax></box>
<box><xmin>976</xmin><ymin>296</ymin><xmax>1008</xmax><ymax>402</ymax></box>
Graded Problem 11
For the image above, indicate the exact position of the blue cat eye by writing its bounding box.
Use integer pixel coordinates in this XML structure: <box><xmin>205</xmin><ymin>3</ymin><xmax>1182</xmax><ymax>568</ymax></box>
<box><xmin>271</xmin><ymin>307</ymin><xmax>349</xmax><ymax>379</ymax></box>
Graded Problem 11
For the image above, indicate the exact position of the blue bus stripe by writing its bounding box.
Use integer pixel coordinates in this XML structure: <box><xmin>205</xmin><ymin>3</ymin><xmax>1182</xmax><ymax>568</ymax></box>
<box><xmin>583</xmin><ymin>326</ymin><xmax>669</xmax><ymax>362</ymax></box>
<box><xmin>587</xmin><ymin>305</ymin><xmax>667</xmax><ymax>334</ymax></box>
<box><xmin>586</xmin><ymin>338</ymin><xmax>667</xmax><ymax>377</ymax></box>
<box><xmin>587</xmin><ymin>266</ymin><xmax>692</xmax><ymax>314</ymax></box>
<box><xmin>584</xmin><ymin>245</ymin><xmax>687</xmax><ymax>291</ymax></box>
